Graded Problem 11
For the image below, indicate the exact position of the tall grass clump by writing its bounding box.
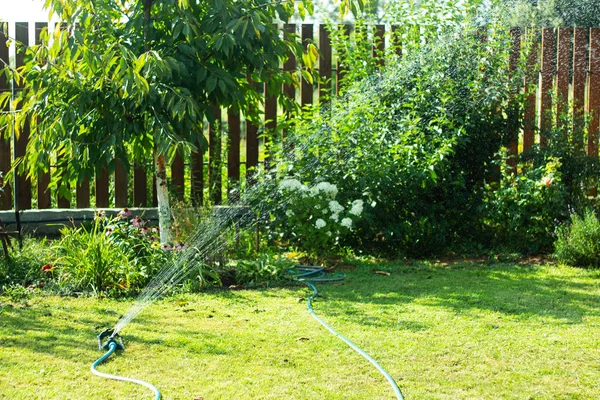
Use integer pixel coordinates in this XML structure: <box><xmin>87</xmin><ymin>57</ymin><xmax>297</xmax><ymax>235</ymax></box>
<box><xmin>554</xmin><ymin>209</ymin><xmax>600</xmax><ymax>268</ymax></box>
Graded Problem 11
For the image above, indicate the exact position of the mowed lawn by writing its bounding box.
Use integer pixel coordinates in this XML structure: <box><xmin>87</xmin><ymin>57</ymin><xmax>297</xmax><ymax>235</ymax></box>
<box><xmin>1</xmin><ymin>260</ymin><xmax>599</xmax><ymax>399</ymax></box>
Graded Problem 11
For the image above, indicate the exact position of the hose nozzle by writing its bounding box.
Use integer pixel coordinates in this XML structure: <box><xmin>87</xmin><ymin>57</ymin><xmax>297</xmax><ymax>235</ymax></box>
<box><xmin>97</xmin><ymin>328</ymin><xmax>125</xmax><ymax>351</ymax></box>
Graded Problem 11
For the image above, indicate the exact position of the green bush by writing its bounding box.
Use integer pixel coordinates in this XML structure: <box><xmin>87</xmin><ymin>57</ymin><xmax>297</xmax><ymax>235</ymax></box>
<box><xmin>482</xmin><ymin>156</ymin><xmax>568</xmax><ymax>253</ymax></box>
<box><xmin>555</xmin><ymin>209</ymin><xmax>600</xmax><ymax>268</ymax></box>
<box><xmin>0</xmin><ymin>237</ymin><xmax>51</xmax><ymax>288</ymax></box>
<box><xmin>283</xmin><ymin>24</ymin><xmax>523</xmax><ymax>256</ymax></box>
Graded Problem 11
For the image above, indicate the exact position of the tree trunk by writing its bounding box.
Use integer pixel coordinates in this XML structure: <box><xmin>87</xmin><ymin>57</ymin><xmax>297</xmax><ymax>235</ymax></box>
<box><xmin>154</xmin><ymin>150</ymin><xmax>171</xmax><ymax>244</ymax></box>
<box><xmin>145</xmin><ymin>0</ymin><xmax>171</xmax><ymax>244</ymax></box>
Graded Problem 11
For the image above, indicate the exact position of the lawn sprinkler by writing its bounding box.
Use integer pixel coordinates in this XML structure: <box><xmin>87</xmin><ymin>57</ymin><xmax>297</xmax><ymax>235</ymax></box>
<box><xmin>97</xmin><ymin>328</ymin><xmax>125</xmax><ymax>351</ymax></box>
<box><xmin>91</xmin><ymin>328</ymin><xmax>161</xmax><ymax>399</ymax></box>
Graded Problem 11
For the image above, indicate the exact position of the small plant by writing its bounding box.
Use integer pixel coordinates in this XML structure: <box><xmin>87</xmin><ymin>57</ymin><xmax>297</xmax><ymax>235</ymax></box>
<box><xmin>1</xmin><ymin>283</ymin><xmax>31</xmax><ymax>303</ymax></box>
<box><xmin>0</xmin><ymin>237</ymin><xmax>51</xmax><ymax>288</ymax></box>
<box><xmin>555</xmin><ymin>209</ymin><xmax>600</xmax><ymax>268</ymax></box>
<box><xmin>50</xmin><ymin>209</ymin><xmax>187</xmax><ymax>296</ymax></box>
<box><xmin>233</xmin><ymin>253</ymin><xmax>295</xmax><ymax>288</ymax></box>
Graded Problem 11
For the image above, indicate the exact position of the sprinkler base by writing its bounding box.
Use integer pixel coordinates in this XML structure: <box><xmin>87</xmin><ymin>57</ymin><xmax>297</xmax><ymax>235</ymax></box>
<box><xmin>97</xmin><ymin>328</ymin><xmax>125</xmax><ymax>351</ymax></box>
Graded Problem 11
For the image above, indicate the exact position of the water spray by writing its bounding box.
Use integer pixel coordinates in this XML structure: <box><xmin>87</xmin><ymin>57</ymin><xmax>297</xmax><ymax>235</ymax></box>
<box><xmin>91</xmin><ymin>329</ymin><xmax>161</xmax><ymax>399</ymax></box>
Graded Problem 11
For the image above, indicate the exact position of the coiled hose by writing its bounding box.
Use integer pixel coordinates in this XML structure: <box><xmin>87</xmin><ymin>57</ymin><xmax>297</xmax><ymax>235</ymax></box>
<box><xmin>91</xmin><ymin>340</ymin><xmax>161</xmax><ymax>400</ymax></box>
<box><xmin>291</xmin><ymin>266</ymin><xmax>404</xmax><ymax>400</ymax></box>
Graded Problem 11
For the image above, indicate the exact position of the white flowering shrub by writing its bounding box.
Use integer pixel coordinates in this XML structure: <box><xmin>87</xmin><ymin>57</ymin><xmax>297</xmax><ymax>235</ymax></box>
<box><xmin>269</xmin><ymin>179</ymin><xmax>365</xmax><ymax>256</ymax></box>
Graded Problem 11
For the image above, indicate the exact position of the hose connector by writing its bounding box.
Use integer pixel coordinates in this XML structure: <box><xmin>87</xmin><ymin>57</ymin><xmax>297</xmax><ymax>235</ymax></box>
<box><xmin>97</xmin><ymin>328</ymin><xmax>125</xmax><ymax>351</ymax></box>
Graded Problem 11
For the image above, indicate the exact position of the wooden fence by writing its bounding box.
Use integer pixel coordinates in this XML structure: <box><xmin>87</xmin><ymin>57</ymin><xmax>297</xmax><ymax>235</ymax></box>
<box><xmin>1</xmin><ymin>24</ymin><xmax>600</xmax><ymax>211</ymax></box>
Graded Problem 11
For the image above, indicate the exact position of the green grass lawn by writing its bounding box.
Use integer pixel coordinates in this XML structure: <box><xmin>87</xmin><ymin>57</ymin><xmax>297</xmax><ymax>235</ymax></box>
<box><xmin>1</xmin><ymin>260</ymin><xmax>599</xmax><ymax>399</ymax></box>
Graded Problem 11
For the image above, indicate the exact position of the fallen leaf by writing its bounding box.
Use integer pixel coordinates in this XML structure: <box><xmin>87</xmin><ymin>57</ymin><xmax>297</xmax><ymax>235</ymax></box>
<box><xmin>372</xmin><ymin>270</ymin><xmax>391</xmax><ymax>276</ymax></box>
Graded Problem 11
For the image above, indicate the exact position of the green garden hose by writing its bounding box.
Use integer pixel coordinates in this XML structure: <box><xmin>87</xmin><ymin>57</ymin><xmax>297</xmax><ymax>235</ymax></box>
<box><xmin>91</xmin><ymin>336</ymin><xmax>161</xmax><ymax>400</ymax></box>
<box><xmin>292</xmin><ymin>266</ymin><xmax>405</xmax><ymax>400</ymax></box>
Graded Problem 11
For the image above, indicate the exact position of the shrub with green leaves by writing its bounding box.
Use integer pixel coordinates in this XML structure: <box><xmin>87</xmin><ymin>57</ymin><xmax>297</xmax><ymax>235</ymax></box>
<box><xmin>283</xmin><ymin>24</ymin><xmax>523</xmax><ymax>256</ymax></box>
<box><xmin>482</xmin><ymin>156</ymin><xmax>568</xmax><ymax>253</ymax></box>
<box><xmin>0</xmin><ymin>237</ymin><xmax>51</xmax><ymax>288</ymax></box>
<box><xmin>555</xmin><ymin>209</ymin><xmax>600</xmax><ymax>268</ymax></box>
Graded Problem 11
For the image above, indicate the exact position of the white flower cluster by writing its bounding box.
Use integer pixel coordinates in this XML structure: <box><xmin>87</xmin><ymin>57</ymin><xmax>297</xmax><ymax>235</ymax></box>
<box><xmin>310</xmin><ymin>182</ymin><xmax>338</xmax><ymax>199</ymax></box>
<box><xmin>279</xmin><ymin>178</ymin><xmax>308</xmax><ymax>192</ymax></box>
<box><xmin>341</xmin><ymin>218</ymin><xmax>353</xmax><ymax>229</ymax></box>
<box><xmin>349</xmin><ymin>199</ymin><xmax>363</xmax><ymax>216</ymax></box>
<box><xmin>315</xmin><ymin>218</ymin><xmax>327</xmax><ymax>229</ymax></box>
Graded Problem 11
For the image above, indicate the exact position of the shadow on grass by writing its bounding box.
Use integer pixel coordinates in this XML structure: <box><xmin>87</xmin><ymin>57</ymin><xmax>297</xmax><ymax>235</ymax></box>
<box><xmin>318</xmin><ymin>261</ymin><xmax>600</xmax><ymax>324</ymax></box>
<box><xmin>1</xmin><ymin>261</ymin><xmax>597</xmax><ymax>360</ymax></box>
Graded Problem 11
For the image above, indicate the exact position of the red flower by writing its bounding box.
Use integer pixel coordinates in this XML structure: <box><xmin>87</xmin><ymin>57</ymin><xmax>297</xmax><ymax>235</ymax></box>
<box><xmin>41</xmin><ymin>264</ymin><xmax>55</xmax><ymax>272</ymax></box>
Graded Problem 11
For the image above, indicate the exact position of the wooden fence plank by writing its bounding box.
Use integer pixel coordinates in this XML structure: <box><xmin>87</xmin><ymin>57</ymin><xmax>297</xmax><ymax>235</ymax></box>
<box><xmin>191</xmin><ymin>144</ymin><xmax>204</xmax><ymax>206</ymax></box>
<box><xmin>336</xmin><ymin>24</ymin><xmax>351</xmax><ymax>95</ymax></box>
<box><xmin>318</xmin><ymin>24</ymin><xmax>332</xmax><ymax>101</ymax></box>
<box><xmin>0</xmin><ymin>23</ymin><xmax>11</xmax><ymax>210</ymax></box>
<box><xmin>540</xmin><ymin>27</ymin><xmax>555</xmax><ymax>145</ymax></box>
<box><xmin>391</xmin><ymin>25</ymin><xmax>402</xmax><ymax>57</ymax></box>
<box><xmin>171</xmin><ymin>149</ymin><xmax>185</xmax><ymax>200</ymax></box>
<box><xmin>246</xmin><ymin>114</ymin><xmax>259</xmax><ymax>186</ymax></box>
<box><xmin>556</xmin><ymin>27</ymin><xmax>571</xmax><ymax>129</ymax></box>
<box><xmin>34</xmin><ymin>22</ymin><xmax>51</xmax><ymax>209</ymax></box>
<box><xmin>523</xmin><ymin>29</ymin><xmax>538</xmax><ymax>152</ymax></box>
<box><xmin>76</xmin><ymin>178</ymin><xmax>90</xmax><ymax>208</ymax></box>
<box><xmin>507</xmin><ymin>27</ymin><xmax>521</xmax><ymax>171</ymax></box>
<box><xmin>587</xmin><ymin>28</ymin><xmax>600</xmax><ymax>159</ymax></box>
<box><xmin>301</xmin><ymin>24</ymin><xmax>314</xmax><ymax>107</ymax></box>
<box><xmin>374</xmin><ymin>24</ymin><xmax>385</xmax><ymax>68</ymax></box>
<box><xmin>95</xmin><ymin>165</ymin><xmax>109</xmax><ymax>208</ymax></box>
<box><xmin>572</xmin><ymin>27</ymin><xmax>587</xmax><ymax>150</ymax></box>
<box><xmin>264</xmin><ymin>82</ymin><xmax>277</xmax><ymax>170</ymax></box>
<box><xmin>114</xmin><ymin>158</ymin><xmax>128</xmax><ymax>208</ymax></box>
<box><xmin>15</xmin><ymin>22</ymin><xmax>31</xmax><ymax>210</ymax></box>
<box><xmin>133</xmin><ymin>165</ymin><xmax>147</xmax><ymax>207</ymax></box>
<box><xmin>283</xmin><ymin>24</ymin><xmax>296</xmax><ymax>107</ymax></box>
<box><xmin>209</xmin><ymin>106</ymin><xmax>222</xmax><ymax>204</ymax></box>
<box><xmin>227</xmin><ymin>109</ymin><xmax>241</xmax><ymax>184</ymax></box>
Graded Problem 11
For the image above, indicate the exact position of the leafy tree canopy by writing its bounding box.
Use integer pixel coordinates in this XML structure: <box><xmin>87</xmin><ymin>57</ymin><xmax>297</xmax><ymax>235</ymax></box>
<box><xmin>0</xmin><ymin>0</ymin><xmax>334</xmax><ymax>190</ymax></box>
